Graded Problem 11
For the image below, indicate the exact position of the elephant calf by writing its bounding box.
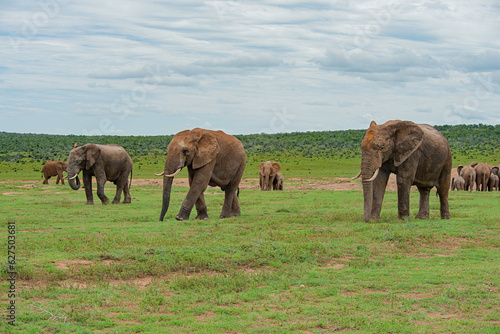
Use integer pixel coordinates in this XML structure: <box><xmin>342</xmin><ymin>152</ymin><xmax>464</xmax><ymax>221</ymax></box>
<box><xmin>451</xmin><ymin>176</ymin><xmax>465</xmax><ymax>191</ymax></box>
<box><xmin>273</xmin><ymin>172</ymin><xmax>284</xmax><ymax>190</ymax></box>
<box><xmin>42</xmin><ymin>161</ymin><xmax>68</xmax><ymax>184</ymax></box>
<box><xmin>488</xmin><ymin>166</ymin><xmax>499</xmax><ymax>191</ymax></box>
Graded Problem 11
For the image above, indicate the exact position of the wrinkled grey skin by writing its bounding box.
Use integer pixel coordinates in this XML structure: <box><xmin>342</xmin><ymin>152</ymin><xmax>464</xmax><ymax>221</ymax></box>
<box><xmin>42</xmin><ymin>161</ymin><xmax>68</xmax><ymax>184</ymax></box>
<box><xmin>457</xmin><ymin>164</ymin><xmax>476</xmax><ymax>192</ymax></box>
<box><xmin>474</xmin><ymin>162</ymin><xmax>492</xmax><ymax>192</ymax></box>
<box><xmin>488</xmin><ymin>166</ymin><xmax>499</xmax><ymax>191</ymax></box>
<box><xmin>273</xmin><ymin>172</ymin><xmax>284</xmax><ymax>190</ymax></box>
<box><xmin>67</xmin><ymin>144</ymin><xmax>132</xmax><ymax>205</ymax></box>
<box><xmin>159</xmin><ymin>128</ymin><xmax>246</xmax><ymax>221</ymax></box>
<box><xmin>451</xmin><ymin>175</ymin><xmax>465</xmax><ymax>191</ymax></box>
<box><xmin>259</xmin><ymin>161</ymin><xmax>281</xmax><ymax>191</ymax></box>
<box><xmin>358</xmin><ymin>120</ymin><xmax>451</xmax><ymax>222</ymax></box>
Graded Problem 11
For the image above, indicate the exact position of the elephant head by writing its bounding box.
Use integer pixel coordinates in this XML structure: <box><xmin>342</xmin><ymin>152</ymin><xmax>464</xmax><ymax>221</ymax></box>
<box><xmin>67</xmin><ymin>144</ymin><xmax>101</xmax><ymax>190</ymax></box>
<box><xmin>259</xmin><ymin>161</ymin><xmax>281</xmax><ymax>191</ymax></box>
<box><xmin>158</xmin><ymin>128</ymin><xmax>220</xmax><ymax>221</ymax></box>
<box><xmin>357</xmin><ymin>120</ymin><xmax>424</xmax><ymax>222</ymax></box>
<box><xmin>492</xmin><ymin>166</ymin><xmax>500</xmax><ymax>176</ymax></box>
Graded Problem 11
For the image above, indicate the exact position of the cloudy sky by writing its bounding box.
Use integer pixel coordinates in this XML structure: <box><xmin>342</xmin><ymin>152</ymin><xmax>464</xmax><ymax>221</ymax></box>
<box><xmin>1</xmin><ymin>0</ymin><xmax>500</xmax><ymax>135</ymax></box>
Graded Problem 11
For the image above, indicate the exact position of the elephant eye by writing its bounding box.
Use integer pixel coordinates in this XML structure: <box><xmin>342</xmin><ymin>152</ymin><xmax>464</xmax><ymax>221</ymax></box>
<box><xmin>182</xmin><ymin>149</ymin><xmax>189</xmax><ymax>155</ymax></box>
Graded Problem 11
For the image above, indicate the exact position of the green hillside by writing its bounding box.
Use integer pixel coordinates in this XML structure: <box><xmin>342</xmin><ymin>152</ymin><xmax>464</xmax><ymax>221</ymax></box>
<box><xmin>1</xmin><ymin>124</ymin><xmax>499</xmax><ymax>163</ymax></box>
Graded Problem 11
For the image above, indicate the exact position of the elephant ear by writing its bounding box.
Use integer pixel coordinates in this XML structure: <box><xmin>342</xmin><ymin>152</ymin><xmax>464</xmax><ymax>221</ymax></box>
<box><xmin>271</xmin><ymin>162</ymin><xmax>281</xmax><ymax>175</ymax></box>
<box><xmin>492</xmin><ymin>166</ymin><xmax>499</xmax><ymax>175</ymax></box>
<box><xmin>259</xmin><ymin>161</ymin><xmax>268</xmax><ymax>175</ymax></box>
<box><xmin>85</xmin><ymin>144</ymin><xmax>101</xmax><ymax>169</ymax></box>
<box><xmin>192</xmin><ymin>129</ymin><xmax>220</xmax><ymax>169</ymax></box>
<box><xmin>457</xmin><ymin>165</ymin><xmax>464</xmax><ymax>175</ymax></box>
<box><xmin>393</xmin><ymin>121</ymin><xmax>424</xmax><ymax>167</ymax></box>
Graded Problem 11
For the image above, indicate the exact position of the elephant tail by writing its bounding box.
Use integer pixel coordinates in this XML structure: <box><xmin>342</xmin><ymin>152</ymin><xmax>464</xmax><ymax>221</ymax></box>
<box><xmin>129</xmin><ymin>168</ymin><xmax>133</xmax><ymax>190</ymax></box>
<box><xmin>237</xmin><ymin>187</ymin><xmax>240</xmax><ymax>198</ymax></box>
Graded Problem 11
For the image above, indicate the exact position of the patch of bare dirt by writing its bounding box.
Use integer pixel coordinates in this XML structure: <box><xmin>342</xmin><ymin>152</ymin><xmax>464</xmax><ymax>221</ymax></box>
<box><xmin>133</xmin><ymin>177</ymin><xmax>381</xmax><ymax>191</ymax></box>
<box><xmin>5</xmin><ymin>169</ymin><xmax>465</xmax><ymax>192</ymax></box>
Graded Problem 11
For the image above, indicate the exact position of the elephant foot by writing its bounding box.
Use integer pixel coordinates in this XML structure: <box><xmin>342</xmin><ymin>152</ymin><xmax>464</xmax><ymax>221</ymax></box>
<box><xmin>220</xmin><ymin>212</ymin><xmax>240</xmax><ymax>219</ymax></box>
<box><xmin>111</xmin><ymin>199</ymin><xmax>120</xmax><ymax>204</ymax></box>
<box><xmin>85</xmin><ymin>201</ymin><xmax>94</xmax><ymax>205</ymax></box>
<box><xmin>441</xmin><ymin>212</ymin><xmax>451</xmax><ymax>219</ymax></box>
<box><xmin>415</xmin><ymin>213</ymin><xmax>429</xmax><ymax>220</ymax></box>
<box><xmin>195</xmin><ymin>213</ymin><xmax>209</xmax><ymax>220</ymax></box>
<box><xmin>122</xmin><ymin>200</ymin><xmax>131</xmax><ymax>204</ymax></box>
<box><xmin>101</xmin><ymin>198</ymin><xmax>110</xmax><ymax>205</ymax></box>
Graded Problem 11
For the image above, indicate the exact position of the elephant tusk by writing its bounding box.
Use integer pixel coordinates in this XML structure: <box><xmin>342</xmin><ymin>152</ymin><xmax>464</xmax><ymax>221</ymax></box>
<box><xmin>352</xmin><ymin>170</ymin><xmax>362</xmax><ymax>180</ymax></box>
<box><xmin>155</xmin><ymin>171</ymin><xmax>165</xmax><ymax>176</ymax></box>
<box><xmin>366</xmin><ymin>168</ymin><xmax>379</xmax><ymax>182</ymax></box>
<box><xmin>68</xmin><ymin>174</ymin><xmax>78</xmax><ymax>180</ymax></box>
<box><xmin>165</xmin><ymin>168</ymin><xmax>182</xmax><ymax>178</ymax></box>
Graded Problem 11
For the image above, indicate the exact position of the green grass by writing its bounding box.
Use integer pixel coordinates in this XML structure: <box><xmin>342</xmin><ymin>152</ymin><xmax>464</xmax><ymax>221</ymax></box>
<box><xmin>0</xmin><ymin>157</ymin><xmax>499</xmax><ymax>333</ymax></box>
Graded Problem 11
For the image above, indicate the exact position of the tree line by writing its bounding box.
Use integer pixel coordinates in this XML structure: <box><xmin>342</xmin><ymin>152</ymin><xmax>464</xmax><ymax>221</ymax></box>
<box><xmin>0</xmin><ymin>124</ymin><xmax>498</xmax><ymax>162</ymax></box>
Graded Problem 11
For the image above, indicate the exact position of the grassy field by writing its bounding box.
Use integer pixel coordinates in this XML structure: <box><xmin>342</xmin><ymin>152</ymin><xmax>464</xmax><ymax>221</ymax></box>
<box><xmin>1</xmin><ymin>155</ymin><xmax>499</xmax><ymax>333</ymax></box>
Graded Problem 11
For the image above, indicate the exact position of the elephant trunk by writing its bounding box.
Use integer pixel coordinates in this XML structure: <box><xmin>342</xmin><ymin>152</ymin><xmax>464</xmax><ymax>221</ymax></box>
<box><xmin>159</xmin><ymin>176</ymin><xmax>173</xmax><ymax>221</ymax></box>
<box><xmin>159</xmin><ymin>158</ymin><xmax>181</xmax><ymax>221</ymax></box>
<box><xmin>68</xmin><ymin>175</ymin><xmax>81</xmax><ymax>190</ymax></box>
<box><xmin>361</xmin><ymin>151</ymin><xmax>380</xmax><ymax>222</ymax></box>
<box><xmin>362</xmin><ymin>180</ymin><xmax>373</xmax><ymax>222</ymax></box>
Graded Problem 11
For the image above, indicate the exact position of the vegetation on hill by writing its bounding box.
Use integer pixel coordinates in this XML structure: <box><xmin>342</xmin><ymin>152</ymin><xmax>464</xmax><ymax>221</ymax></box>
<box><xmin>0</xmin><ymin>124</ymin><xmax>498</xmax><ymax>163</ymax></box>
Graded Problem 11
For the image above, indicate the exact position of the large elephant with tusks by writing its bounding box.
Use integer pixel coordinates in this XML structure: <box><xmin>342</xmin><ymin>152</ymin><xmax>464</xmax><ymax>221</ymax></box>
<box><xmin>353</xmin><ymin>120</ymin><xmax>452</xmax><ymax>222</ymax></box>
<box><xmin>157</xmin><ymin>128</ymin><xmax>246</xmax><ymax>221</ymax></box>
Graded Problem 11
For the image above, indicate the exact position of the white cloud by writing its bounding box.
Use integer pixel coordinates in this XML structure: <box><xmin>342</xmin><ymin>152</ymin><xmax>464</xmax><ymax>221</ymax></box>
<box><xmin>0</xmin><ymin>0</ymin><xmax>499</xmax><ymax>135</ymax></box>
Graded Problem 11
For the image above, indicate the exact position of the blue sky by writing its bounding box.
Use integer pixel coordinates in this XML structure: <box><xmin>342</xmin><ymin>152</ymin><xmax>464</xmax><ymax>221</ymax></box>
<box><xmin>1</xmin><ymin>0</ymin><xmax>499</xmax><ymax>135</ymax></box>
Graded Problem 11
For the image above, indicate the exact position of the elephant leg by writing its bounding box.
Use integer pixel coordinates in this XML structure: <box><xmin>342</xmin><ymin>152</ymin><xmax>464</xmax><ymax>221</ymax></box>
<box><xmin>415</xmin><ymin>187</ymin><xmax>431</xmax><ymax>219</ymax></box>
<box><xmin>268</xmin><ymin>175</ymin><xmax>275</xmax><ymax>191</ymax></box>
<box><xmin>194</xmin><ymin>193</ymin><xmax>209</xmax><ymax>220</ymax></box>
<box><xmin>396</xmin><ymin>176</ymin><xmax>412</xmax><ymax>220</ymax></box>
<box><xmin>223</xmin><ymin>163</ymin><xmax>245</xmax><ymax>218</ymax></box>
<box><xmin>112</xmin><ymin>185</ymin><xmax>123</xmax><ymax>204</ymax></box>
<box><xmin>43</xmin><ymin>176</ymin><xmax>49</xmax><ymax>184</ymax></box>
<box><xmin>231</xmin><ymin>190</ymin><xmax>241</xmax><ymax>216</ymax></box>
<box><xmin>83</xmin><ymin>173</ymin><xmax>94</xmax><ymax>205</ymax></box>
<box><xmin>95</xmin><ymin>174</ymin><xmax>109</xmax><ymax>205</ymax></box>
<box><xmin>370</xmin><ymin>170</ymin><xmax>390</xmax><ymax>220</ymax></box>
<box><xmin>177</xmin><ymin>169</ymin><xmax>211</xmax><ymax>221</ymax></box>
<box><xmin>221</xmin><ymin>188</ymin><xmax>238</xmax><ymax>218</ymax></box>
<box><xmin>56</xmin><ymin>168</ymin><xmax>64</xmax><ymax>185</ymax></box>
<box><xmin>122</xmin><ymin>182</ymin><xmax>131</xmax><ymax>204</ymax></box>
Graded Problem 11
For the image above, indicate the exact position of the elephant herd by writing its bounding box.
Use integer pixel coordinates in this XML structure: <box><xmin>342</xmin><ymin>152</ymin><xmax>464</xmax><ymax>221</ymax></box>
<box><xmin>38</xmin><ymin>121</ymin><xmax>498</xmax><ymax>223</ymax></box>
<box><xmin>452</xmin><ymin>163</ymin><xmax>500</xmax><ymax>192</ymax></box>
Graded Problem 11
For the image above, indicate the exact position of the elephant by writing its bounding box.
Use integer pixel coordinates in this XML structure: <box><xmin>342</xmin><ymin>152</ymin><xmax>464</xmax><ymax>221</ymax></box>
<box><xmin>451</xmin><ymin>175</ymin><xmax>465</xmax><ymax>191</ymax></box>
<box><xmin>273</xmin><ymin>172</ymin><xmax>284</xmax><ymax>190</ymax></box>
<box><xmin>157</xmin><ymin>128</ymin><xmax>246</xmax><ymax>221</ymax></box>
<box><xmin>67</xmin><ymin>144</ymin><xmax>133</xmax><ymax>205</ymax></box>
<box><xmin>488</xmin><ymin>166</ymin><xmax>499</xmax><ymax>191</ymax></box>
<box><xmin>457</xmin><ymin>164</ymin><xmax>476</xmax><ymax>192</ymax></box>
<box><xmin>42</xmin><ymin>161</ymin><xmax>68</xmax><ymax>185</ymax></box>
<box><xmin>474</xmin><ymin>162</ymin><xmax>492</xmax><ymax>191</ymax></box>
<box><xmin>353</xmin><ymin>120</ymin><xmax>451</xmax><ymax>222</ymax></box>
<box><xmin>259</xmin><ymin>161</ymin><xmax>281</xmax><ymax>191</ymax></box>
